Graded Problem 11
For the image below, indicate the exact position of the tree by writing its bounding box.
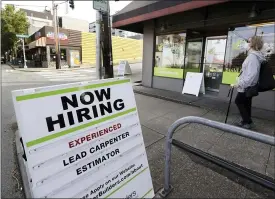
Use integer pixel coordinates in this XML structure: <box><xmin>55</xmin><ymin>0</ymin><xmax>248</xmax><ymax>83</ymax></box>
<box><xmin>1</xmin><ymin>4</ymin><xmax>29</xmax><ymax>56</ymax></box>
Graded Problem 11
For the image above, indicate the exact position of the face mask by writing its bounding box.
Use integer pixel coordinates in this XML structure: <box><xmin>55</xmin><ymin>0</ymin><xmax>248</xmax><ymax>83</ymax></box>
<box><xmin>243</xmin><ymin>42</ymin><xmax>250</xmax><ymax>50</ymax></box>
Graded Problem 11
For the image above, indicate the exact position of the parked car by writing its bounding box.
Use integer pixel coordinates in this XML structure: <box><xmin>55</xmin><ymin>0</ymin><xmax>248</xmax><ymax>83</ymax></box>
<box><xmin>1</xmin><ymin>56</ymin><xmax>6</xmax><ymax>64</ymax></box>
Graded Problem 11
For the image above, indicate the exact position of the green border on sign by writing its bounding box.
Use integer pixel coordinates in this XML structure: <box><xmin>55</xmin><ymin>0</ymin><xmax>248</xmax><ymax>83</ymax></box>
<box><xmin>222</xmin><ymin>71</ymin><xmax>239</xmax><ymax>84</ymax></box>
<box><xmin>154</xmin><ymin>67</ymin><xmax>183</xmax><ymax>79</ymax></box>
<box><xmin>222</xmin><ymin>72</ymin><xmax>275</xmax><ymax>86</ymax></box>
<box><xmin>16</xmin><ymin>79</ymin><xmax>130</xmax><ymax>101</ymax></box>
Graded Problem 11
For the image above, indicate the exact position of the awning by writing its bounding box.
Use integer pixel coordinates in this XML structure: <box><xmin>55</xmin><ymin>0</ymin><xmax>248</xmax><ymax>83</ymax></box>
<box><xmin>112</xmin><ymin>0</ymin><xmax>229</xmax><ymax>29</ymax></box>
<box><xmin>28</xmin><ymin>37</ymin><xmax>46</xmax><ymax>49</ymax></box>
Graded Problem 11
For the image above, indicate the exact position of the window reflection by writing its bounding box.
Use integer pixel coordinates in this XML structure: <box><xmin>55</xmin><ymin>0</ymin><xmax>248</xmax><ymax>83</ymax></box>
<box><xmin>155</xmin><ymin>34</ymin><xmax>186</xmax><ymax>68</ymax></box>
<box><xmin>154</xmin><ymin>33</ymin><xmax>186</xmax><ymax>79</ymax></box>
<box><xmin>224</xmin><ymin>26</ymin><xmax>257</xmax><ymax>72</ymax></box>
<box><xmin>224</xmin><ymin>22</ymin><xmax>275</xmax><ymax>74</ymax></box>
<box><xmin>256</xmin><ymin>23</ymin><xmax>275</xmax><ymax>74</ymax></box>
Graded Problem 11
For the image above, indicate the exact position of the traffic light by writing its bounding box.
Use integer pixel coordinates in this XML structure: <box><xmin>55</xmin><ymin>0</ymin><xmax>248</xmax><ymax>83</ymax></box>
<box><xmin>58</xmin><ymin>17</ymin><xmax>62</xmax><ymax>28</ymax></box>
<box><xmin>68</xmin><ymin>0</ymin><xmax>74</xmax><ymax>9</ymax></box>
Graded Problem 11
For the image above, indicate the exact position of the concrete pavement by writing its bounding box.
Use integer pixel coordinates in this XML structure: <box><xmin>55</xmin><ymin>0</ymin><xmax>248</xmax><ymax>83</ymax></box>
<box><xmin>136</xmin><ymin>94</ymin><xmax>274</xmax><ymax>198</ymax></box>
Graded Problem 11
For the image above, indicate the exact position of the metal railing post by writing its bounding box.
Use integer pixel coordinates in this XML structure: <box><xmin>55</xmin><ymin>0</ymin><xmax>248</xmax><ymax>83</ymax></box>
<box><xmin>158</xmin><ymin>116</ymin><xmax>275</xmax><ymax>197</ymax></box>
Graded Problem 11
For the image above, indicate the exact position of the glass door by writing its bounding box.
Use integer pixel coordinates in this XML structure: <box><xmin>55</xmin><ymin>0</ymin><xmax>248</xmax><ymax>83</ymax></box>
<box><xmin>184</xmin><ymin>39</ymin><xmax>203</xmax><ymax>78</ymax></box>
<box><xmin>203</xmin><ymin>36</ymin><xmax>227</xmax><ymax>92</ymax></box>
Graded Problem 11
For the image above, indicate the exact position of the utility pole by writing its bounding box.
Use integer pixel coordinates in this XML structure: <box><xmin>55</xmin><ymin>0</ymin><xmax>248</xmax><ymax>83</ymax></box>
<box><xmin>96</xmin><ymin>11</ymin><xmax>102</xmax><ymax>79</ymax></box>
<box><xmin>107</xmin><ymin>2</ymin><xmax>113</xmax><ymax>78</ymax></box>
<box><xmin>52</xmin><ymin>0</ymin><xmax>60</xmax><ymax>69</ymax></box>
<box><xmin>21</xmin><ymin>38</ymin><xmax>27</xmax><ymax>69</ymax></box>
<box><xmin>93</xmin><ymin>0</ymin><xmax>113</xmax><ymax>79</ymax></box>
<box><xmin>102</xmin><ymin>1</ymin><xmax>113</xmax><ymax>78</ymax></box>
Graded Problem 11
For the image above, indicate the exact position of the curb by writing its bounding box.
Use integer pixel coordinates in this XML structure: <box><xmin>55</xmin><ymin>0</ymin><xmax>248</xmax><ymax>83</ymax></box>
<box><xmin>6</xmin><ymin>63</ymin><xmax>95</xmax><ymax>72</ymax></box>
<box><xmin>9</xmin><ymin>67</ymin><xmax>95</xmax><ymax>73</ymax></box>
<box><xmin>6</xmin><ymin>62</ymin><xmax>142</xmax><ymax>73</ymax></box>
<box><xmin>15</xmin><ymin>130</ymin><xmax>33</xmax><ymax>198</ymax></box>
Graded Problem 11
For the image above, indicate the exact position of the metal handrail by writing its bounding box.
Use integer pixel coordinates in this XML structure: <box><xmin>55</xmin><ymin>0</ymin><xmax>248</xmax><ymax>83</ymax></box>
<box><xmin>162</xmin><ymin>116</ymin><xmax>275</xmax><ymax>196</ymax></box>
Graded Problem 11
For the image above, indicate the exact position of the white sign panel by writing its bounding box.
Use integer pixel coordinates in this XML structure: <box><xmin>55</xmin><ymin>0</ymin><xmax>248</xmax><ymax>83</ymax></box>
<box><xmin>12</xmin><ymin>78</ymin><xmax>154</xmax><ymax>198</ymax></box>
<box><xmin>93</xmin><ymin>0</ymin><xmax>108</xmax><ymax>12</ymax></box>
<box><xmin>117</xmin><ymin>60</ymin><xmax>132</xmax><ymax>76</ymax></box>
<box><xmin>182</xmin><ymin>72</ymin><xmax>205</xmax><ymax>97</ymax></box>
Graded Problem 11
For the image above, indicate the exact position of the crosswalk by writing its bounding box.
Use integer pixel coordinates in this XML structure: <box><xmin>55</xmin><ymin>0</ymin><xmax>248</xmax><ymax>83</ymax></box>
<box><xmin>36</xmin><ymin>69</ymin><xmax>97</xmax><ymax>82</ymax></box>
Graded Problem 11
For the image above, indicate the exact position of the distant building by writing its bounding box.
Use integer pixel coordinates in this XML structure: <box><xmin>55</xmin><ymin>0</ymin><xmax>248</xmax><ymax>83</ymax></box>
<box><xmin>59</xmin><ymin>16</ymin><xmax>89</xmax><ymax>32</ymax></box>
<box><xmin>20</xmin><ymin>8</ymin><xmax>53</xmax><ymax>36</ymax></box>
<box><xmin>20</xmin><ymin>8</ymin><xmax>89</xmax><ymax>34</ymax></box>
<box><xmin>89</xmin><ymin>19</ymin><xmax>142</xmax><ymax>39</ymax></box>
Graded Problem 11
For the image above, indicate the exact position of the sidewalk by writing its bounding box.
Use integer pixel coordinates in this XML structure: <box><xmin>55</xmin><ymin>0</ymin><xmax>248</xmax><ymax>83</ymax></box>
<box><xmin>15</xmin><ymin>87</ymin><xmax>274</xmax><ymax>198</ymax></box>
<box><xmin>133</xmin><ymin>85</ymin><xmax>275</xmax><ymax>122</ymax></box>
<box><xmin>134</xmin><ymin>93</ymin><xmax>274</xmax><ymax>198</ymax></box>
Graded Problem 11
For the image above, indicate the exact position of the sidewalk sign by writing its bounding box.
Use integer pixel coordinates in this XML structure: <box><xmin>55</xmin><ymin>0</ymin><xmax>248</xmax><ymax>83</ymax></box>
<box><xmin>12</xmin><ymin>78</ymin><xmax>154</xmax><ymax>198</ymax></box>
<box><xmin>182</xmin><ymin>72</ymin><xmax>205</xmax><ymax>96</ymax></box>
<box><xmin>117</xmin><ymin>60</ymin><xmax>132</xmax><ymax>76</ymax></box>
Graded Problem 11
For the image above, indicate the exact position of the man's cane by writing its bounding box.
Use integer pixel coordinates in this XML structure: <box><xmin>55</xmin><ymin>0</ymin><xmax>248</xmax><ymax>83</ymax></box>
<box><xmin>225</xmin><ymin>86</ymin><xmax>234</xmax><ymax>123</ymax></box>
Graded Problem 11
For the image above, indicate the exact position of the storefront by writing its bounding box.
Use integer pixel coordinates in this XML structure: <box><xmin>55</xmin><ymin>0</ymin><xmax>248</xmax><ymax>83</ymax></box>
<box><xmin>27</xmin><ymin>26</ymin><xmax>81</xmax><ymax>68</ymax></box>
<box><xmin>112</xmin><ymin>0</ymin><xmax>275</xmax><ymax>110</ymax></box>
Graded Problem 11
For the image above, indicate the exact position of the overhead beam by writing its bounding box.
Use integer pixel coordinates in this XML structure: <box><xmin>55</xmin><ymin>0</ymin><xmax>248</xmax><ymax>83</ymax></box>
<box><xmin>113</xmin><ymin>0</ymin><xmax>229</xmax><ymax>28</ymax></box>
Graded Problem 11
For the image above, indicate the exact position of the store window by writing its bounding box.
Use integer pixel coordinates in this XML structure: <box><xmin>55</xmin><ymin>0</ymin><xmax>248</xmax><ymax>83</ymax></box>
<box><xmin>223</xmin><ymin>22</ymin><xmax>275</xmax><ymax>84</ymax></box>
<box><xmin>60</xmin><ymin>49</ymin><xmax>67</xmax><ymax>61</ymax></box>
<box><xmin>50</xmin><ymin>47</ymin><xmax>56</xmax><ymax>61</ymax></box>
<box><xmin>50</xmin><ymin>48</ymin><xmax>67</xmax><ymax>61</ymax></box>
<box><xmin>256</xmin><ymin>23</ymin><xmax>275</xmax><ymax>74</ymax></box>
<box><xmin>154</xmin><ymin>33</ymin><xmax>186</xmax><ymax>79</ymax></box>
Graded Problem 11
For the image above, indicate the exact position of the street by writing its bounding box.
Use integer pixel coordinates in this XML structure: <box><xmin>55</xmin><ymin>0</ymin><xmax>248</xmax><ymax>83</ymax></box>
<box><xmin>1</xmin><ymin>63</ymin><xmax>141</xmax><ymax>198</ymax></box>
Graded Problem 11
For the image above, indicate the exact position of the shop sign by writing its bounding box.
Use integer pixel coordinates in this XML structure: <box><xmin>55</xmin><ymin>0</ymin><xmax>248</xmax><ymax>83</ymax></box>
<box><xmin>154</xmin><ymin>67</ymin><xmax>183</xmax><ymax>79</ymax></box>
<box><xmin>46</xmin><ymin>32</ymin><xmax>68</xmax><ymax>40</ymax></box>
<box><xmin>12</xmin><ymin>79</ymin><xmax>154</xmax><ymax>198</ymax></box>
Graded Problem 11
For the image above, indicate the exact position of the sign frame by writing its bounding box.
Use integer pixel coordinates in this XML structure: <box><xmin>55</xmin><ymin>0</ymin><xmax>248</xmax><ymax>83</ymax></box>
<box><xmin>12</xmin><ymin>78</ymin><xmax>155</xmax><ymax>198</ymax></box>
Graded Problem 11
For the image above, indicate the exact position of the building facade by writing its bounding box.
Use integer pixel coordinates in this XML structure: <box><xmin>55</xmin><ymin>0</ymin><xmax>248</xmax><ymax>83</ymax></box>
<box><xmin>20</xmin><ymin>8</ymin><xmax>53</xmax><ymax>36</ymax></box>
<box><xmin>26</xmin><ymin>26</ymin><xmax>81</xmax><ymax>68</ymax></box>
<box><xmin>25</xmin><ymin>25</ymin><xmax>143</xmax><ymax>68</ymax></box>
<box><xmin>89</xmin><ymin>20</ymin><xmax>142</xmax><ymax>39</ymax></box>
<box><xmin>112</xmin><ymin>0</ymin><xmax>275</xmax><ymax>111</ymax></box>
